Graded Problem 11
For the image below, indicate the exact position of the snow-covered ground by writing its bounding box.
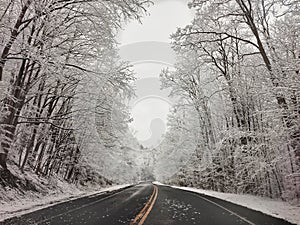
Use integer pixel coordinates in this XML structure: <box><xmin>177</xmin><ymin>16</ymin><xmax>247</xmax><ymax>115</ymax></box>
<box><xmin>153</xmin><ymin>182</ymin><xmax>300</xmax><ymax>225</ymax></box>
<box><xmin>0</xmin><ymin>183</ymin><xmax>131</xmax><ymax>222</ymax></box>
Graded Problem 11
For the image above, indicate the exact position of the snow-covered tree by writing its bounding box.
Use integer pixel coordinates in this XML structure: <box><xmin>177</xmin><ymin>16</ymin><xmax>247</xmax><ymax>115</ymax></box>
<box><xmin>0</xmin><ymin>0</ymin><xmax>150</xmax><ymax>185</ymax></box>
<box><xmin>163</xmin><ymin>0</ymin><xmax>300</xmax><ymax>201</ymax></box>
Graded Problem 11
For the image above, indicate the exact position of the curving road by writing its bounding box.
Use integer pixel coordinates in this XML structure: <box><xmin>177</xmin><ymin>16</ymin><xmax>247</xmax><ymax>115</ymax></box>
<box><xmin>2</xmin><ymin>183</ymin><xmax>295</xmax><ymax>225</ymax></box>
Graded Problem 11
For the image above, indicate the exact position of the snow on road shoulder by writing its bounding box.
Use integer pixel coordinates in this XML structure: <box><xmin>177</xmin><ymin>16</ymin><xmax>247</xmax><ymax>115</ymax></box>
<box><xmin>170</xmin><ymin>185</ymin><xmax>300</xmax><ymax>225</ymax></box>
<box><xmin>0</xmin><ymin>184</ymin><xmax>131</xmax><ymax>222</ymax></box>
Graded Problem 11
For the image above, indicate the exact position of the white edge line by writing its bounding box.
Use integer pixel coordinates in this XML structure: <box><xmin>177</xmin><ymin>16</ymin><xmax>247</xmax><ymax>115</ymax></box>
<box><xmin>192</xmin><ymin>193</ymin><xmax>256</xmax><ymax>225</ymax></box>
<box><xmin>36</xmin><ymin>186</ymin><xmax>134</xmax><ymax>224</ymax></box>
<box><xmin>0</xmin><ymin>184</ymin><xmax>132</xmax><ymax>222</ymax></box>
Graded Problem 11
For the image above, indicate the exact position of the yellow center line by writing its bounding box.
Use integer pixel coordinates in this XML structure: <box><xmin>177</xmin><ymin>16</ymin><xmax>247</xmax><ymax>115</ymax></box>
<box><xmin>130</xmin><ymin>185</ymin><xmax>158</xmax><ymax>225</ymax></box>
<box><xmin>138</xmin><ymin>186</ymin><xmax>158</xmax><ymax>225</ymax></box>
<box><xmin>130</xmin><ymin>185</ymin><xmax>156</xmax><ymax>225</ymax></box>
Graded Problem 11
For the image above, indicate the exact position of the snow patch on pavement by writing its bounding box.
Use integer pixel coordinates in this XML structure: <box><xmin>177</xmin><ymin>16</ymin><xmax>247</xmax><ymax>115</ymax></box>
<box><xmin>169</xmin><ymin>185</ymin><xmax>300</xmax><ymax>225</ymax></box>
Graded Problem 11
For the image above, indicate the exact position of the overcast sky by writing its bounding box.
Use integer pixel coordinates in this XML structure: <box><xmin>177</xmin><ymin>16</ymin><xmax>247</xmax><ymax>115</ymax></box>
<box><xmin>117</xmin><ymin>0</ymin><xmax>194</xmax><ymax>146</ymax></box>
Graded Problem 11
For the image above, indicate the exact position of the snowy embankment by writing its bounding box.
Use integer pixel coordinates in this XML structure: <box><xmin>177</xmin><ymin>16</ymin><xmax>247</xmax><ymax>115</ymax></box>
<box><xmin>153</xmin><ymin>182</ymin><xmax>300</xmax><ymax>225</ymax></box>
<box><xmin>0</xmin><ymin>183</ymin><xmax>131</xmax><ymax>222</ymax></box>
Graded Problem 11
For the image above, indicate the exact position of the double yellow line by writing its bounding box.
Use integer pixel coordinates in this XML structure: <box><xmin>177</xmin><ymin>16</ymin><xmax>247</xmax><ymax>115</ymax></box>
<box><xmin>130</xmin><ymin>185</ymin><xmax>158</xmax><ymax>225</ymax></box>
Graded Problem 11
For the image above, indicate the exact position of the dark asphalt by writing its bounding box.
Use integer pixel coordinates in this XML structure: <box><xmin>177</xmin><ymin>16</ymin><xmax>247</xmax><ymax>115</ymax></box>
<box><xmin>144</xmin><ymin>185</ymin><xmax>295</xmax><ymax>225</ymax></box>
<box><xmin>2</xmin><ymin>184</ymin><xmax>153</xmax><ymax>225</ymax></box>
<box><xmin>1</xmin><ymin>183</ymin><xmax>295</xmax><ymax>225</ymax></box>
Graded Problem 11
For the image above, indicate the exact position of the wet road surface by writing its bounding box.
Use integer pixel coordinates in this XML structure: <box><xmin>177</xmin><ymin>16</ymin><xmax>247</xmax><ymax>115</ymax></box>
<box><xmin>1</xmin><ymin>183</ymin><xmax>295</xmax><ymax>225</ymax></box>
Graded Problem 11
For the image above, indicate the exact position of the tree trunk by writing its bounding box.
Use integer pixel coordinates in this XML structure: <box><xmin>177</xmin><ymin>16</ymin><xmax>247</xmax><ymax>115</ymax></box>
<box><xmin>0</xmin><ymin>0</ymin><xmax>32</xmax><ymax>81</ymax></box>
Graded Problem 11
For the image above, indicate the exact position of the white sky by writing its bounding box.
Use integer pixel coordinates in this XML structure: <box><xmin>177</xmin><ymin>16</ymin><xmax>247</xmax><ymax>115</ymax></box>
<box><xmin>117</xmin><ymin>0</ymin><xmax>194</xmax><ymax>146</ymax></box>
<box><xmin>118</xmin><ymin>0</ymin><xmax>193</xmax><ymax>45</ymax></box>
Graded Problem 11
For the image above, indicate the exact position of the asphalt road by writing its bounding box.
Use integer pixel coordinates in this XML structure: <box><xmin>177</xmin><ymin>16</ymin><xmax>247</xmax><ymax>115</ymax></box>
<box><xmin>144</xmin><ymin>185</ymin><xmax>294</xmax><ymax>225</ymax></box>
<box><xmin>1</xmin><ymin>183</ymin><xmax>295</xmax><ymax>225</ymax></box>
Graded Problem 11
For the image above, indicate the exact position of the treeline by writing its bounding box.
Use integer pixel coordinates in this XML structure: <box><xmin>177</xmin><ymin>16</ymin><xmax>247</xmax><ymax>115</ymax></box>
<box><xmin>159</xmin><ymin>0</ymin><xmax>299</xmax><ymax>201</ymax></box>
<box><xmin>0</xmin><ymin>0</ymin><xmax>149</xmax><ymax>186</ymax></box>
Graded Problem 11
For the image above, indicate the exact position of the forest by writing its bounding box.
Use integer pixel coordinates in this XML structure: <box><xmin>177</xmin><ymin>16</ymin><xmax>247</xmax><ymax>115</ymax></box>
<box><xmin>156</xmin><ymin>0</ymin><xmax>300</xmax><ymax>202</ymax></box>
<box><xmin>0</xmin><ymin>0</ymin><xmax>299</xmax><ymax>205</ymax></box>
<box><xmin>0</xmin><ymin>0</ymin><xmax>150</xmax><ymax>192</ymax></box>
